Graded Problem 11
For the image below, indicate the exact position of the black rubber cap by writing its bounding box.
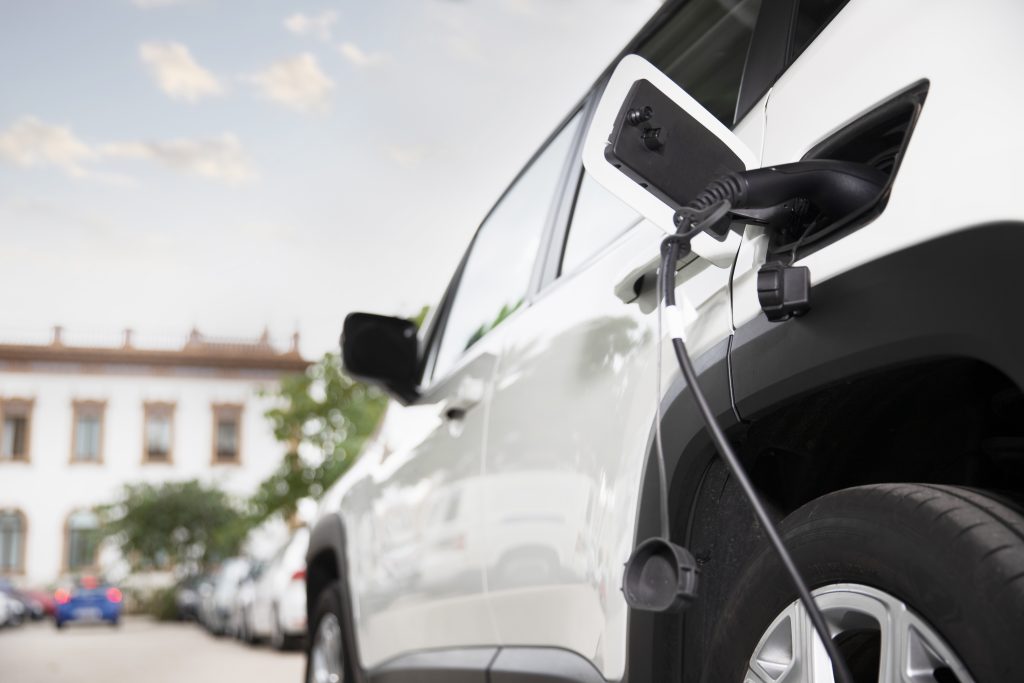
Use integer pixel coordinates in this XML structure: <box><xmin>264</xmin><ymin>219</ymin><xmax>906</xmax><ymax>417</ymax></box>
<box><xmin>622</xmin><ymin>538</ymin><xmax>699</xmax><ymax>613</ymax></box>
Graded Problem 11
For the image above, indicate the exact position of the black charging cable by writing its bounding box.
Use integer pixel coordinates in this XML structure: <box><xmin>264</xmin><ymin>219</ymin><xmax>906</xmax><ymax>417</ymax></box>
<box><xmin>659</xmin><ymin>215</ymin><xmax>855</xmax><ymax>683</ymax></box>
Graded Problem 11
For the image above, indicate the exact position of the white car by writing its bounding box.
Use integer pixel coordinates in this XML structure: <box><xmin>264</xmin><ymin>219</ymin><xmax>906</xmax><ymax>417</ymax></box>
<box><xmin>244</xmin><ymin>527</ymin><xmax>308</xmax><ymax>650</ymax></box>
<box><xmin>305</xmin><ymin>1</ymin><xmax>1024</xmax><ymax>682</ymax></box>
<box><xmin>0</xmin><ymin>592</ymin><xmax>12</xmax><ymax>628</ymax></box>
<box><xmin>200</xmin><ymin>557</ymin><xmax>251</xmax><ymax>636</ymax></box>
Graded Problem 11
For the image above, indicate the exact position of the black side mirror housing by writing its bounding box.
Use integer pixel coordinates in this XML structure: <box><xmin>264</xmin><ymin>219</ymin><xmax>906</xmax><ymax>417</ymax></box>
<box><xmin>341</xmin><ymin>312</ymin><xmax>420</xmax><ymax>404</ymax></box>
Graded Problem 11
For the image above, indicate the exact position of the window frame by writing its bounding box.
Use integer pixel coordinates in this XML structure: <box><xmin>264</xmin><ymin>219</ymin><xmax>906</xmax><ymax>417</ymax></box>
<box><xmin>70</xmin><ymin>400</ymin><xmax>106</xmax><ymax>465</ymax></box>
<box><xmin>142</xmin><ymin>401</ymin><xmax>175</xmax><ymax>465</ymax></box>
<box><xmin>0</xmin><ymin>398</ymin><xmax>34</xmax><ymax>463</ymax></box>
<box><xmin>0</xmin><ymin>508</ymin><xmax>26</xmax><ymax>575</ymax></box>
<box><xmin>64</xmin><ymin>509</ymin><xmax>100</xmax><ymax>573</ymax></box>
<box><xmin>211</xmin><ymin>403</ymin><xmax>243</xmax><ymax>465</ymax></box>
<box><xmin>418</xmin><ymin>106</ymin><xmax>589</xmax><ymax>392</ymax></box>
<box><xmin>734</xmin><ymin>0</ymin><xmax>852</xmax><ymax>123</ymax></box>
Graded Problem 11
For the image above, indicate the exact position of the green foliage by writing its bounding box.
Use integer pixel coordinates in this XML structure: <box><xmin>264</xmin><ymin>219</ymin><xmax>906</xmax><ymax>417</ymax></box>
<box><xmin>253</xmin><ymin>352</ymin><xmax>388</xmax><ymax>522</ymax></box>
<box><xmin>97</xmin><ymin>480</ymin><xmax>248</xmax><ymax>574</ymax></box>
<box><xmin>132</xmin><ymin>586</ymin><xmax>179</xmax><ymax>621</ymax></box>
<box><xmin>466</xmin><ymin>300</ymin><xmax>522</xmax><ymax>350</ymax></box>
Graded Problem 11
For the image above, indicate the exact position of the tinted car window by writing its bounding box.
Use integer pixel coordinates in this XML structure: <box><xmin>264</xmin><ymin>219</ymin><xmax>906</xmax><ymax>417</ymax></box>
<box><xmin>638</xmin><ymin>0</ymin><xmax>761</xmax><ymax>127</ymax></box>
<box><xmin>432</xmin><ymin>112</ymin><xmax>582</xmax><ymax>379</ymax></box>
<box><xmin>791</xmin><ymin>0</ymin><xmax>850</xmax><ymax>60</ymax></box>
<box><xmin>560</xmin><ymin>172</ymin><xmax>641</xmax><ymax>275</ymax></box>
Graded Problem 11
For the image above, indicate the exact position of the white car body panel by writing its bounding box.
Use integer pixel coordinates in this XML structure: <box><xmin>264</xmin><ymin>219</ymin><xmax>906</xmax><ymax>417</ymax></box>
<box><xmin>342</xmin><ymin>332</ymin><xmax>506</xmax><ymax>667</ymax></box>
<box><xmin>478</xmin><ymin>103</ymin><xmax>763</xmax><ymax>678</ymax></box>
<box><xmin>732</xmin><ymin>0</ymin><xmax>1024</xmax><ymax>330</ymax></box>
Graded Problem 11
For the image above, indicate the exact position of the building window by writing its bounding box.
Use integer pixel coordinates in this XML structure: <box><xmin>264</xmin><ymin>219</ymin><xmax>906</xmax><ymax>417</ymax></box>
<box><xmin>0</xmin><ymin>399</ymin><xmax>33</xmax><ymax>462</ymax></box>
<box><xmin>0</xmin><ymin>510</ymin><xmax>26</xmax><ymax>574</ymax></box>
<box><xmin>72</xmin><ymin>401</ymin><xmax>105</xmax><ymax>463</ymax></box>
<box><xmin>143</xmin><ymin>402</ymin><xmax>174</xmax><ymax>463</ymax></box>
<box><xmin>66</xmin><ymin>510</ymin><xmax>99</xmax><ymax>571</ymax></box>
<box><xmin>212</xmin><ymin>404</ymin><xmax>242</xmax><ymax>464</ymax></box>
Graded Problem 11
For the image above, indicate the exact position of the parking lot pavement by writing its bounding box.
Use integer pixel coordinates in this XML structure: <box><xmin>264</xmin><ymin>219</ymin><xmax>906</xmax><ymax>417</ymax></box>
<box><xmin>0</xmin><ymin>617</ymin><xmax>304</xmax><ymax>683</ymax></box>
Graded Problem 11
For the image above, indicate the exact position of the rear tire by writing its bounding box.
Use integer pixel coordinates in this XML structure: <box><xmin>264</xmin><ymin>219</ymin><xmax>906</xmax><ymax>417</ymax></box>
<box><xmin>306</xmin><ymin>582</ymin><xmax>346</xmax><ymax>683</ymax></box>
<box><xmin>702</xmin><ymin>484</ymin><xmax>1024</xmax><ymax>682</ymax></box>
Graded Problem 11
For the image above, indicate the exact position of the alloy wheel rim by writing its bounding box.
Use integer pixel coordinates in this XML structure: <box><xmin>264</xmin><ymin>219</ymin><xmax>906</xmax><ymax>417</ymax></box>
<box><xmin>310</xmin><ymin>612</ymin><xmax>344</xmax><ymax>683</ymax></box>
<box><xmin>745</xmin><ymin>583</ymin><xmax>973</xmax><ymax>683</ymax></box>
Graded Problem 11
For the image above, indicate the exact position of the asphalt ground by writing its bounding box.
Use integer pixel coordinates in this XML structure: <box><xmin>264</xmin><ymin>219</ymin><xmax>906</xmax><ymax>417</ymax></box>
<box><xmin>0</xmin><ymin>616</ymin><xmax>304</xmax><ymax>683</ymax></box>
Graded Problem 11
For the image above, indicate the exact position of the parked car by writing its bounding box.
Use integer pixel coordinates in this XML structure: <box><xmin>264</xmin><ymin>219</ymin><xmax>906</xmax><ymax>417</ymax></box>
<box><xmin>54</xmin><ymin>576</ymin><xmax>122</xmax><ymax>628</ymax></box>
<box><xmin>21</xmin><ymin>589</ymin><xmax>55</xmax><ymax>618</ymax></box>
<box><xmin>175</xmin><ymin>575</ymin><xmax>206</xmax><ymax>622</ymax></box>
<box><xmin>200</xmin><ymin>557</ymin><xmax>251</xmax><ymax>636</ymax></box>
<box><xmin>230</xmin><ymin>561</ymin><xmax>262</xmax><ymax>643</ymax></box>
<box><xmin>0</xmin><ymin>586</ymin><xmax>44</xmax><ymax>623</ymax></box>
<box><xmin>0</xmin><ymin>591</ymin><xmax>14</xmax><ymax>628</ymax></box>
<box><xmin>303</xmin><ymin>1</ymin><xmax>1024</xmax><ymax>682</ymax></box>
<box><xmin>244</xmin><ymin>527</ymin><xmax>308</xmax><ymax>649</ymax></box>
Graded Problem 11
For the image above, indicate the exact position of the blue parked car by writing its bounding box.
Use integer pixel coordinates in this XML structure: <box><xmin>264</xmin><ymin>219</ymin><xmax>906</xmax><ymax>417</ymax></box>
<box><xmin>54</xmin><ymin>576</ymin><xmax>122</xmax><ymax>628</ymax></box>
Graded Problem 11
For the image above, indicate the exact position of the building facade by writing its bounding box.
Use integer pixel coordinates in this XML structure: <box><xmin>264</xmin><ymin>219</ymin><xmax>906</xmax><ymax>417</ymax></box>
<box><xmin>0</xmin><ymin>327</ymin><xmax>309</xmax><ymax>586</ymax></box>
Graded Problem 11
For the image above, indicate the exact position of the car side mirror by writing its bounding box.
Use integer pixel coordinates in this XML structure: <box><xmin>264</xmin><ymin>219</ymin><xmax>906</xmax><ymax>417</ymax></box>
<box><xmin>582</xmin><ymin>55</ymin><xmax>758</xmax><ymax>267</ymax></box>
<box><xmin>341</xmin><ymin>312</ymin><xmax>419</xmax><ymax>404</ymax></box>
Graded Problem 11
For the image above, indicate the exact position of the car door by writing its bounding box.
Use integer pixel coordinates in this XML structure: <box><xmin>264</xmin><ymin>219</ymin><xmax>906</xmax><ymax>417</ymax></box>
<box><xmin>478</xmin><ymin>0</ymin><xmax>766</xmax><ymax>678</ymax></box>
<box><xmin>336</xmin><ymin>111</ymin><xmax>584</xmax><ymax>671</ymax></box>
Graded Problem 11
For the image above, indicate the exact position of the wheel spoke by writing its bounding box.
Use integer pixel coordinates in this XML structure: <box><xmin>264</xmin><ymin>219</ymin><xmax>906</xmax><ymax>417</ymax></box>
<box><xmin>749</xmin><ymin>584</ymin><xmax>975</xmax><ymax>683</ymax></box>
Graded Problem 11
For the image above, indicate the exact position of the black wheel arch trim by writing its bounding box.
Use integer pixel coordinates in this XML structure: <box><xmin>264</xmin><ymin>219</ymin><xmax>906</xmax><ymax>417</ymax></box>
<box><xmin>306</xmin><ymin>512</ymin><xmax>367</xmax><ymax>683</ymax></box>
<box><xmin>627</xmin><ymin>221</ymin><xmax>1024</xmax><ymax>682</ymax></box>
<box><xmin>730</xmin><ymin>222</ymin><xmax>1024</xmax><ymax>420</ymax></box>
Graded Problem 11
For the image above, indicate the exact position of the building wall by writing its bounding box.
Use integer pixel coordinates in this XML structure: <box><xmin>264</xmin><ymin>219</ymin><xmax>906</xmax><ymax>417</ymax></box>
<box><xmin>0</xmin><ymin>366</ymin><xmax>293</xmax><ymax>585</ymax></box>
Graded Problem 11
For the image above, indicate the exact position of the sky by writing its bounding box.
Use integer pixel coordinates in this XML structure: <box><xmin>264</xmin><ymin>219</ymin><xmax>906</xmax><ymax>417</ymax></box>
<box><xmin>0</xmin><ymin>0</ymin><xmax>660</xmax><ymax>358</ymax></box>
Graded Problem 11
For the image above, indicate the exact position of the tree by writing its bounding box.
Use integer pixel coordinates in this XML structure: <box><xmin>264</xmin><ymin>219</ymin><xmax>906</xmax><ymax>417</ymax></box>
<box><xmin>252</xmin><ymin>352</ymin><xmax>388</xmax><ymax>524</ymax></box>
<box><xmin>97</xmin><ymin>480</ymin><xmax>249</xmax><ymax>575</ymax></box>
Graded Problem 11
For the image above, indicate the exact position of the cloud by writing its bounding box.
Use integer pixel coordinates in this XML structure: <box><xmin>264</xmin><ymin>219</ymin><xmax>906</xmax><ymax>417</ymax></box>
<box><xmin>139</xmin><ymin>41</ymin><xmax>223</xmax><ymax>102</ymax></box>
<box><xmin>386</xmin><ymin>145</ymin><xmax>426</xmax><ymax>169</ymax></box>
<box><xmin>247</xmin><ymin>54</ymin><xmax>334</xmax><ymax>112</ymax></box>
<box><xmin>0</xmin><ymin>117</ymin><xmax>98</xmax><ymax>178</ymax></box>
<box><xmin>338</xmin><ymin>41</ymin><xmax>386</xmax><ymax>68</ymax></box>
<box><xmin>131</xmin><ymin>0</ymin><xmax>192</xmax><ymax>7</ymax></box>
<box><xmin>100</xmin><ymin>134</ymin><xmax>255</xmax><ymax>184</ymax></box>
<box><xmin>0</xmin><ymin>117</ymin><xmax>254</xmax><ymax>184</ymax></box>
<box><xmin>284</xmin><ymin>11</ymin><xmax>338</xmax><ymax>41</ymax></box>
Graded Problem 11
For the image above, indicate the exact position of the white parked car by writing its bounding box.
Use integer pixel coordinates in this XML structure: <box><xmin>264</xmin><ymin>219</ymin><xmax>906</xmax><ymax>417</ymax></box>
<box><xmin>200</xmin><ymin>557</ymin><xmax>251</xmax><ymax>636</ymax></box>
<box><xmin>0</xmin><ymin>592</ymin><xmax>12</xmax><ymax>628</ymax></box>
<box><xmin>243</xmin><ymin>527</ymin><xmax>308</xmax><ymax>650</ymax></box>
<box><xmin>305</xmin><ymin>1</ymin><xmax>1024</xmax><ymax>682</ymax></box>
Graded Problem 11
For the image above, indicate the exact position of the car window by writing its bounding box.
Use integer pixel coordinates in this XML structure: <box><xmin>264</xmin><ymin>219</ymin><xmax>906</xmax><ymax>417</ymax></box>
<box><xmin>638</xmin><ymin>0</ymin><xmax>761</xmax><ymax>127</ymax></box>
<box><xmin>432</xmin><ymin>111</ymin><xmax>583</xmax><ymax>380</ymax></box>
<box><xmin>560</xmin><ymin>172</ymin><xmax>641</xmax><ymax>276</ymax></box>
<box><xmin>791</xmin><ymin>0</ymin><xmax>850</xmax><ymax>60</ymax></box>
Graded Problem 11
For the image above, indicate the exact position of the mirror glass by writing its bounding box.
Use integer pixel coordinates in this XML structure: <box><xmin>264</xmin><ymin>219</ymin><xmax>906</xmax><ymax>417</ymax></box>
<box><xmin>341</xmin><ymin>313</ymin><xmax>419</xmax><ymax>402</ymax></box>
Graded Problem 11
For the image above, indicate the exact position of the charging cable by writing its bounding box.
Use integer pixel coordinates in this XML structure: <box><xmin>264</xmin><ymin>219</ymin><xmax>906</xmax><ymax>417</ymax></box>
<box><xmin>657</xmin><ymin>210</ymin><xmax>855</xmax><ymax>683</ymax></box>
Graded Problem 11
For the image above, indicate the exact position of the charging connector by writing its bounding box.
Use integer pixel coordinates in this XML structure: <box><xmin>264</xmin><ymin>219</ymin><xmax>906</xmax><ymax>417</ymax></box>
<box><xmin>623</xmin><ymin>160</ymin><xmax>880</xmax><ymax>683</ymax></box>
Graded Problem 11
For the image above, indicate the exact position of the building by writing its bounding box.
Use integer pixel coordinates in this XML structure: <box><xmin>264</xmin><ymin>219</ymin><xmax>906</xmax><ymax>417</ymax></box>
<box><xmin>0</xmin><ymin>326</ymin><xmax>309</xmax><ymax>586</ymax></box>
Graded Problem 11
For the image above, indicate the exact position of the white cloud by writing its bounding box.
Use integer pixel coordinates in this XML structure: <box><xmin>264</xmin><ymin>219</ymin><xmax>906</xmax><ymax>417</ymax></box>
<box><xmin>386</xmin><ymin>145</ymin><xmax>426</xmax><ymax>169</ymax></box>
<box><xmin>100</xmin><ymin>134</ymin><xmax>255</xmax><ymax>184</ymax></box>
<box><xmin>247</xmin><ymin>54</ymin><xmax>334</xmax><ymax>112</ymax></box>
<box><xmin>0</xmin><ymin>117</ymin><xmax>98</xmax><ymax>178</ymax></box>
<box><xmin>338</xmin><ymin>41</ymin><xmax>386</xmax><ymax>68</ymax></box>
<box><xmin>139</xmin><ymin>41</ymin><xmax>223</xmax><ymax>102</ymax></box>
<box><xmin>131</xmin><ymin>0</ymin><xmax>192</xmax><ymax>7</ymax></box>
<box><xmin>0</xmin><ymin>117</ymin><xmax>254</xmax><ymax>184</ymax></box>
<box><xmin>284</xmin><ymin>11</ymin><xmax>338</xmax><ymax>41</ymax></box>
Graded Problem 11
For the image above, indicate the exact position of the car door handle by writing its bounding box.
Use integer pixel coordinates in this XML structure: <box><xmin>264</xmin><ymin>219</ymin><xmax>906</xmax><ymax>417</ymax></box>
<box><xmin>614</xmin><ymin>252</ymin><xmax>698</xmax><ymax>304</ymax></box>
<box><xmin>443</xmin><ymin>376</ymin><xmax>486</xmax><ymax>421</ymax></box>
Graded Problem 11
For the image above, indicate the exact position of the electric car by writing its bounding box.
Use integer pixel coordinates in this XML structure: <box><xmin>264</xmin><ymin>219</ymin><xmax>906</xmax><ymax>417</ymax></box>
<box><xmin>305</xmin><ymin>1</ymin><xmax>1024</xmax><ymax>681</ymax></box>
